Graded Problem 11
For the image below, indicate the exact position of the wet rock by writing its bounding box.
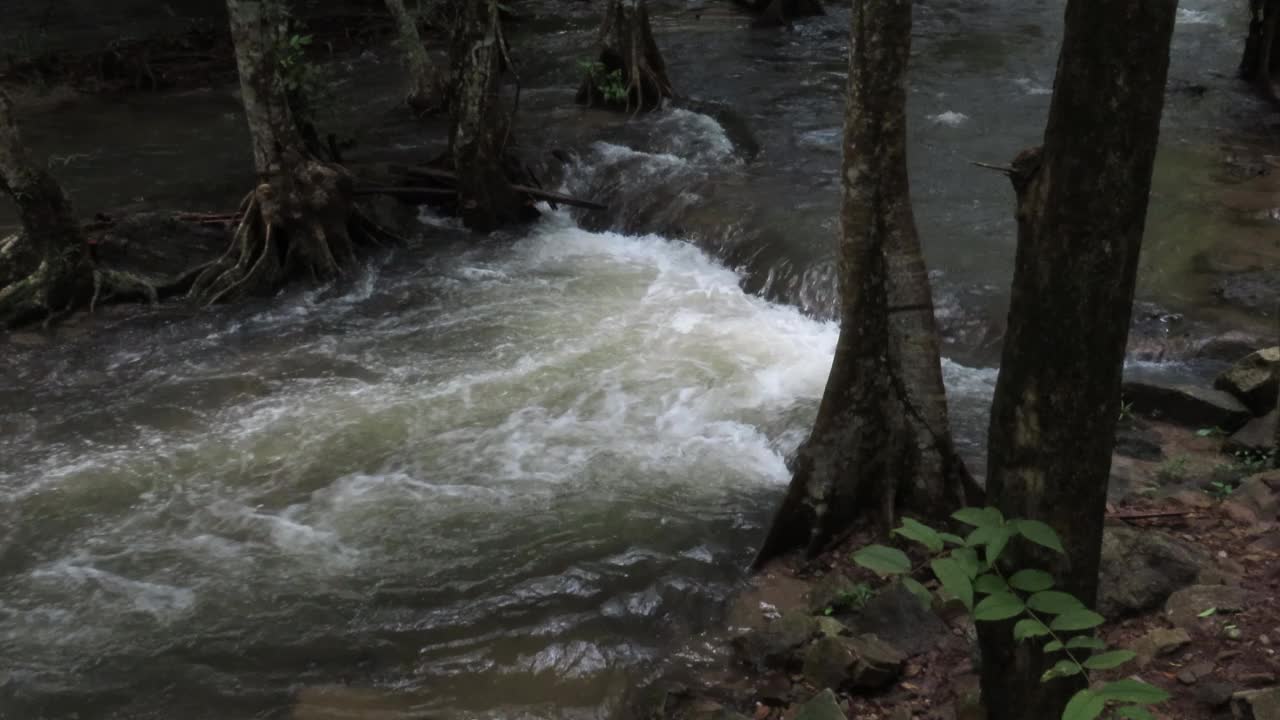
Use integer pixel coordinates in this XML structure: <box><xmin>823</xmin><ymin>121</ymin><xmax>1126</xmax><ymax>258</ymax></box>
<box><xmin>845</xmin><ymin>584</ymin><xmax>948</xmax><ymax>656</ymax></box>
<box><xmin>846</xmin><ymin>634</ymin><xmax>906</xmax><ymax>689</ymax></box>
<box><xmin>1215</xmin><ymin>347</ymin><xmax>1280</xmax><ymax>416</ymax></box>
<box><xmin>808</xmin><ymin>573</ymin><xmax>867</xmax><ymax>615</ymax></box>
<box><xmin>1195</xmin><ymin>332</ymin><xmax>1271</xmax><ymax>363</ymax></box>
<box><xmin>1231</xmin><ymin>686</ymin><xmax>1280</xmax><ymax>720</ymax></box>
<box><xmin>1227</xmin><ymin>410</ymin><xmax>1280</xmax><ymax>454</ymax></box>
<box><xmin>733</xmin><ymin>611</ymin><xmax>817</xmax><ymax>670</ymax></box>
<box><xmin>1098</xmin><ymin>526</ymin><xmax>1204</xmax><ymax>617</ymax></box>
<box><xmin>1239</xmin><ymin>472</ymin><xmax>1280</xmax><ymax>518</ymax></box>
<box><xmin>794</xmin><ymin>689</ymin><xmax>846</xmax><ymax>720</ymax></box>
<box><xmin>1132</xmin><ymin>627</ymin><xmax>1191</xmax><ymax>667</ymax></box>
<box><xmin>1197</xmin><ymin>682</ymin><xmax>1237</xmax><ymax>708</ymax></box>
<box><xmin>1213</xmin><ymin>270</ymin><xmax>1280</xmax><ymax>316</ymax></box>
<box><xmin>815</xmin><ymin>616</ymin><xmax>849</xmax><ymax>638</ymax></box>
<box><xmin>1164</xmin><ymin>585</ymin><xmax>1249</xmax><ymax>628</ymax></box>
<box><xmin>1120</xmin><ymin>380</ymin><xmax>1252</xmax><ymax>431</ymax></box>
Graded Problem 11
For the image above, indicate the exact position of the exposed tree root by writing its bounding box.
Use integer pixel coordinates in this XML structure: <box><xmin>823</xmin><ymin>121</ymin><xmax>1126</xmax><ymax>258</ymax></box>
<box><xmin>578</xmin><ymin>0</ymin><xmax>674</xmax><ymax>113</ymax></box>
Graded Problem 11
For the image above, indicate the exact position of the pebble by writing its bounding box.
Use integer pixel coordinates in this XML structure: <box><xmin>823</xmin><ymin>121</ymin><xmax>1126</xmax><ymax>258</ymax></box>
<box><xmin>1262</xmin><ymin>634</ymin><xmax>1272</xmax><ymax>646</ymax></box>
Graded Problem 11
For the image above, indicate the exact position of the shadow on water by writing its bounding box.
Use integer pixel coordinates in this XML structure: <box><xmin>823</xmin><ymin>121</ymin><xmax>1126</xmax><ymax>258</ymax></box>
<box><xmin>0</xmin><ymin>0</ymin><xmax>1275</xmax><ymax>718</ymax></box>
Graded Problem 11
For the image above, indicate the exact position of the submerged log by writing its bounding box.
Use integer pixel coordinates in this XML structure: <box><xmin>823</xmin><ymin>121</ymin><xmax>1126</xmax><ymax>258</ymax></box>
<box><xmin>380</xmin><ymin>164</ymin><xmax>607</xmax><ymax>211</ymax></box>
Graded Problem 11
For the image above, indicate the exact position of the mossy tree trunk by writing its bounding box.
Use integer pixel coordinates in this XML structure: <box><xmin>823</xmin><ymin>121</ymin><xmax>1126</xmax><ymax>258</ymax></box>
<box><xmin>385</xmin><ymin>0</ymin><xmax>446</xmax><ymax>114</ymax></box>
<box><xmin>975</xmin><ymin>0</ymin><xmax>1177</xmax><ymax>716</ymax></box>
<box><xmin>189</xmin><ymin>0</ymin><xmax>368</xmax><ymax>305</ymax></box>
<box><xmin>577</xmin><ymin>0</ymin><xmax>674</xmax><ymax>113</ymax></box>
<box><xmin>0</xmin><ymin>88</ymin><xmax>94</xmax><ymax>328</ymax></box>
<box><xmin>753</xmin><ymin>0</ymin><xmax>967</xmax><ymax>567</ymax></box>
<box><xmin>449</xmin><ymin>0</ymin><xmax>536</xmax><ymax>232</ymax></box>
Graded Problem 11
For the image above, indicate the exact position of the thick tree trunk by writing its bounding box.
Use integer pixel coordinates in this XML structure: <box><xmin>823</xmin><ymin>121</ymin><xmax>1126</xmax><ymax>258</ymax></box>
<box><xmin>976</xmin><ymin>0</ymin><xmax>1177</xmax><ymax>717</ymax></box>
<box><xmin>0</xmin><ymin>89</ymin><xmax>93</xmax><ymax>327</ymax></box>
<box><xmin>449</xmin><ymin>0</ymin><xmax>537</xmax><ymax>232</ymax></box>
<box><xmin>385</xmin><ymin>0</ymin><xmax>446</xmax><ymax>114</ymax></box>
<box><xmin>753</xmin><ymin>0</ymin><xmax>964</xmax><ymax>567</ymax></box>
<box><xmin>190</xmin><ymin>0</ymin><xmax>367</xmax><ymax>304</ymax></box>
<box><xmin>576</xmin><ymin>0</ymin><xmax>674</xmax><ymax>113</ymax></box>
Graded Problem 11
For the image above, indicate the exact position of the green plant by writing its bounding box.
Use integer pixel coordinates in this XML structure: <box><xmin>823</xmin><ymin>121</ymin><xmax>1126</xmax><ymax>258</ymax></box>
<box><xmin>824</xmin><ymin>582</ymin><xmax>875</xmax><ymax>615</ymax></box>
<box><xmin>1204</xmin><ymin>480</ymin><xmax>1235</xmax><ymax>501</ymax></box>
<box><xmin>852</xmin><ymin>509</ymin><xmax>1168</xmax><ymax>720</ymax></box>
<box><xmin>1155</xmin><ymin>454</ymin><xmax>1189</xmax><ymax>483</ymax></box>
<box><xmin>1195</xmin><ymin>426</ymin><xmax>1225</xmax><ymax>438</ymax></box>
<box><xmin>1117</xmin><ymin>400</ymin><xmax>1134</xmax><ymax>424</ymax></box>
<box><xmin>578</xmin><ymin>59</ymin><xmax>628</xmax><ymax>104</ymax></box>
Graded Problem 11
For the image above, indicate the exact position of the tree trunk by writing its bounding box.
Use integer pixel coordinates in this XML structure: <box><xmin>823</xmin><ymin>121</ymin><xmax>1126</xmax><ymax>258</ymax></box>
<box><xmin>975</xmin><ymin>0</ymin><xmax>1177</xmax><ymax>717</ymax></box>
<box><xmin>190</xmin><ymin>0</ymin><xmax>368</xmax><ymax>305</ymax></box>
<box><xmin>0</xmin><ymin>88</ymin><xmax>93</xmax><ymax>327</ymax></box>
<box><xmin>753</xmin><ymin>0</ymin><xmax>965</xmax><ymax>568</ymax></box>
<box><xmin>449</xmin><ymin>0</ymin><xmax>537</xmax><ymax>232</ymax></box>
<box><xmin>385</xmin><ymin>0</ymin><xmax>446</xmax><ymax>114</ymax></box>
<box><xmin>576</xmin><ymin>0</ymin><xmax>674</xmax><ymax>113</ymax></box>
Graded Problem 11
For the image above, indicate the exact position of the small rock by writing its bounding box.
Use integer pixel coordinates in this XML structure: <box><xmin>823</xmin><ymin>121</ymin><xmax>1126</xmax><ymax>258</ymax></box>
<box><xmin>1240</xmin><ymin>473</ymin><xmax>1280</xmax><ymax>517</ymax></box>
<box><xmin>1178</xmin><ymin>661</ymin><xmax>1217</xmax><ymax>684</ymax></box>
<box><xmin>734</xmin><ymin>612</ymin><xmax>818</xmax><ymax>670</ymax></box>
<box><xmin>1120</xmin><ymin>380</ymin><xmax>1252</xmax><ymax>431</ymax></box>
<box><xmin>808</xmin><ymin>573</ymin><xmax>867</xmax><ymax>615</ymax></box>
<box><xmin>1230</xmin><ymin>686</ymin><xmax>1280</xmax><ymax>720</ymax></box>
<box><xmin>1195</xmin><ymin>681</ymin><xmax>1236</xmax><ymax>708</ymax></box>
<box><xmin>1099</xmin><ymin>526</ymin><xmax>1206</xmax><ymax>617</ymax></box>
<box><xmin>1173</xmin><ymin>489</ymin><xmax>1215</xmax><ymax>509</ymax></box>
<box><xmin>1133</xmin><ymin>627</ymin><xmax>1191</xmax><ymax>666</ymax></box>
<box><xmin>803</xmin><ymin>637</ymin><xmax>855</xmax><ymax>690</ymax></box>
<box><xmin>1165</xmin><ymin>584</ymin><xmax>1250</xmax><ymax>628</ymax></box>
<box><xmin>815</xmin><ymin>616</ymin><xmax>848</xmax><ymax>639</ymax></box>
<box><xmin>1241</xmin><ymin>673</ymin><xmax>1280</xmax><ymax>687</ymax></box>
<box><xmin>757</xmin><ymin>673</ymin><xmax>793</xmax><ymax>706</ymax></box>
<box><xmin>1263</xmin><ymin>635</ymin><xmax>1272</xmax><ymax>646</ymax></box>
<box><xmin>847</xmin><ymin>634</ymin><xmax>907</xmax><ymax>689</ymax></box>
<box><xmin>1214</xmin><ymin>346</ymin><xmax>1279</xmax><ymax>416</ymax></box>
<box><xmin>1227</xmin><ymin>410</ymin><xmax>1280</xmax><ymax>455</ymax></box>
<box><xmin>793</xmin><ymin>689</ymin><xmax>847</xmax><ymax>720</ymax></box>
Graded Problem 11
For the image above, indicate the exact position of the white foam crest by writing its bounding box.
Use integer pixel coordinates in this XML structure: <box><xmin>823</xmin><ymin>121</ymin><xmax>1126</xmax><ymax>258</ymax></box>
<box><xmin>28</xmin><ymin>560</ymin><xmax>195</xmax><ymax>623</ymax></box>
<box><xmin>1176</xmin><ymin>8</ymin><xmax>1220</xmax><ymax>25</ymax></box>
<box><xmin>929</xmin><ymin>110</ymin><xmax>970</xmax><ymax>127</ymax></box>
<box><xmin>652</xmin><ymin>108</ymin><xmax>737</xmax><ymax>163</ymax></box>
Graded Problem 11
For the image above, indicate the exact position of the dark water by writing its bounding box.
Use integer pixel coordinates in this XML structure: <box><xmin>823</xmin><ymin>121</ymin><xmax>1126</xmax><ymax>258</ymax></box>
<box><xmin>0</xmin><ymin>2</ymin><xmax>1267</xmax><ymax>718</ymax></box>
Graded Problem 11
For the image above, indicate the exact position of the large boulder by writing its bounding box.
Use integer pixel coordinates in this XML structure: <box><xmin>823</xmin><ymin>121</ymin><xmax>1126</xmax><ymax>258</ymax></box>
<box><xmin>1098</xmin><ymin>525</ymin><xmax>1205</xmax><ymax>617</ymax></box>
<box><xmin>1215</xmin><ymin>347</ymin><xmax>1280</xmax><ymax>416</ymax></box>
<box><xmin>844</xmin><ymin>583</ymin><xmax>948</xmax><ymax>656</ymax></box>
<box><xmin>1227</xmin><ymin>410</ymin><xmax>1279</xmax><ymax>454</ymax></box>
<box><xmin>1231</xmin><ymin>686</ymin><xmax>1280</xmax><ymax>720</ymax></box>
<box><xmin>1120</xmin><ymin>380</ymin><xmax>1252</xmax><ymax>431</ymax></box>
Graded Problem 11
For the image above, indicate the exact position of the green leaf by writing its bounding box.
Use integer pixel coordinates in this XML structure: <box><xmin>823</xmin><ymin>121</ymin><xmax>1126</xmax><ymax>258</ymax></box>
<box><xmin>951</xmin><ymin>547</ymin><xmax>981</xmax><ymax>579</ymax></box>
<box><xmin>1083</xmin><ymin>650</ymin><xmax>1136</xmax><ymax>670</ymax></box>
<box><xmin>1026</xmin><ymin>591</ymin><xmax>1086</xmax><ymax>615</ymax></box>
<box><xmin>895</xmin><ymin>518</ymin><xmax>944</xmax><ymax>552</ymax></box>
<box><xmin>1015</xmin><ymin>520</ymin><xmax>1066</xmax><ymax>554</ymax></box>
<box><xmin>973</xmin><ymin>592</ymin><xmax>1025</xmax><ymax>621</ymax></box>
<box><xmin>1066</xmin><ymin>636</ymin><xmax>1106</xmax><ymax>650</ymax></box>
<box><xmin>1051</xmin><ymin>609</ymin><xmax>1106</xmax><ymax>632</ymax></box>
<box><xmin>900</xmin><ymin>577</ymin><xmax>932</xmax><ymax>609</ymax></box>
<box><xmin>1114</xmin><ymin>706</ymin><xmax>1156</xmax><ymax>720</ymax></box>
<box><xmin>1197</xmin><ymin>607</ymin><xmax>1217</xmax><ymax>618</ymax></box>
<box><xmin>938</xmin><ymin>532</ymin><xmax>966</xmax><ymax>546</ymax></box>
<box><xmin>1044</xmin><ymin>640</ymin><xmax>1063</xmax><ymax>652</ymax></box>
<box><xmin>853</xmin><ymin>545</ymin><xmax>911</xmax><ymax>576</ymax></box>
<box><xmin>1061</xmin><ymin>689</ymin><xmax>1106</xmax><ymax>720</ymax></box>
<box><xmin>932</xmin><ymin>557</ymin><xmax>974</xmax><ymax>610</ymax></box>
<box><xmin>1013</xmin><ymin>619</ymin><xmax>1050</xmax><ymax>641</ymax></box>
<box><xmin>974</xmin><ymin>573</ymin><xmax>1008</xmax><ymax>595</ymax></box>
<box><xmin>1009</xmin><ymin>569</ymin><xmax>1055</xmax><ymax>593</ymax></box>
<box><xmin>1095</xmin><ymin>679</ymin><xmax>1170</xmax><ymax>704</ymax></box>
<box><xmin>985</xmin><ymin>527</ymin><xmax>1014</xmax><ymax>567</ymax></box>
<box><xmin>1040</xmin><ymin>659</ymin><xmax>1083</xmax><ymax>682</ymax></box>
<box><xmin>953</xmin><ymin>507</ymin><xmax>1003</xmax><ymax>528</ymax></box>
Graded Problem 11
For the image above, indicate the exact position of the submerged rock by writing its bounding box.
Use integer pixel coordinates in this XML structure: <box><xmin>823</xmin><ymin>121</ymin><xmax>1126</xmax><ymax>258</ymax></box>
<box><xmin>1215</xmin><ymin>347</ymin><xmax>1280</xmax><ymax>416</ymax></box>
<box><xmin>1120</xmin><ymin>380</ymin><xmax>1251</xmax><ymax>431</ymax></box>
<box><xmin>1098</xmin><ymin>525</ymin><xmax>1204</xmax><ymax>617</ymax></box>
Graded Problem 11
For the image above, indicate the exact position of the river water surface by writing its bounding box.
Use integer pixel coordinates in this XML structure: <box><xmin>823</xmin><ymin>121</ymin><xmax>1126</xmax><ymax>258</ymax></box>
<box><xmin>0</xmin><ymin>1</ymin><xmax>1266</xmax><ymax>718</ymax></box>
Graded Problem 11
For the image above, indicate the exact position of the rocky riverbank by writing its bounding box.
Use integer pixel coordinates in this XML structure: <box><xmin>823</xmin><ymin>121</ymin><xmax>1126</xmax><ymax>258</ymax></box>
<box><xmin>630</xmin><ymin>349</ymin><xmax>1279</xmax><ymax>720</ymax></box>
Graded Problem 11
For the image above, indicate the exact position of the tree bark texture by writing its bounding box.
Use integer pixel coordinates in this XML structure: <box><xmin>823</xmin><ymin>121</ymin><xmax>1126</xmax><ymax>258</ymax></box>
<box><xmin>753</xmin><ymin>0</ymin><xmax>964</xmax><ymax>568</ymax></box>
<box><xmin>976</xmin><ymin>0</ymin><xmax>1177</xmax><ymax>717</ymax></box>
<box><xmin>576</xmin><ymin>0</ymin><xmax>674</xmax><ymax>113</ymax></box>
<box><xmin>190</xmin><ymin>0</ymin><xmax>365</xmax><ymax>304</ymax></box>
<box><xmin>0</xmin><ymin>88</ymin><xmax>93</xmax><ymax>327</ymax></box>
<box><xmin>738</xmin><ymin>0</ymin><xmax>825</xmax><ymax>27</ymax></box>
<box><xmin>1242</xmin><ymin>0</ymin><xmax>1280</xmax><ymax>101</ymax></box>
<box><xmin>385</xmin><ymin>0</ymin><xmax>446</xmax><ymax>114</ymax></box>
<box><xmin>449</xmin><ymin>0</ymin><xmax>536</xmax><ymax>232</ymax></box>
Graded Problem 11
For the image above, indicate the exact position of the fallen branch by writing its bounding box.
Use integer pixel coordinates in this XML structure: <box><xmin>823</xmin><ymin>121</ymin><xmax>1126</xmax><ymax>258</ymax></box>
<box><xmin>386</xmin><ymin>164</ymin><xmax>608</xmax><ymax>211</ymax></box>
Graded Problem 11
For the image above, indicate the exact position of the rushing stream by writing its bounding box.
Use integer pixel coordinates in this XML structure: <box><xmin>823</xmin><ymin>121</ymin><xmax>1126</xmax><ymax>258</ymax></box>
<box><xmin>0</xmin><ymin>0</ymin><xmax>1266</xmax><ymax>718</ymax></box>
